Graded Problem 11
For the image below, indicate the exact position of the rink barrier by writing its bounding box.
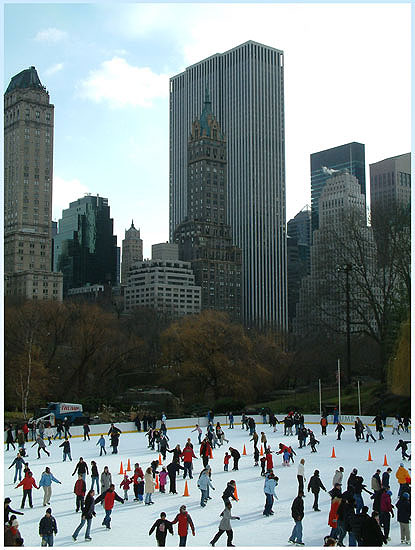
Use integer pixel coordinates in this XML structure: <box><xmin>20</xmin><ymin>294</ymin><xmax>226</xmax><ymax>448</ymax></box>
<box><xmin>14</xmin><ymin>414</ymin><xmax>404</xmax><ymax>441</ymax></box>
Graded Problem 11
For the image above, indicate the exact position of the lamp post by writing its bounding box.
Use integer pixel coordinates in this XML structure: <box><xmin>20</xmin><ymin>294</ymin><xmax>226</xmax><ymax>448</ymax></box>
<box><xmin>337</xmin><ymin>263</ymin><xmax>352</xmax><ymax>384</ymax></box>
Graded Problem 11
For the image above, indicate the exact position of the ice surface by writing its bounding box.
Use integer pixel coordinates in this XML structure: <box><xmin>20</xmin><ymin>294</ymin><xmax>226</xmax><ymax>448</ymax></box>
<box><xmin>3</xmin><ymin>422</ymin><xmax>410</xmax><ymax>547</ymax></box>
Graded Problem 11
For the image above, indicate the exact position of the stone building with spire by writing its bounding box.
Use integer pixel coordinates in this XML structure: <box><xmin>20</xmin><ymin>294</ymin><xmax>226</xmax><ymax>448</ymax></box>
<box><xmin>173</xmin><ymin>91</ymin><xmax>242</xmax><ymax>320</ymax></box>
<box><xmin>4</xmin><ymin>66</ymin><xmax>63</xmax><ymax>300</ymax></box>
<box><xmin>121</xmin><ymin>220</ymin><xmax>143</xmax><ymax>284</ymax></box>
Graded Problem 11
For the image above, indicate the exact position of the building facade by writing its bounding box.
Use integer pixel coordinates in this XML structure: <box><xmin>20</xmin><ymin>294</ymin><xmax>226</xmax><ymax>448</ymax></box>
<box><xmin>173</xmin><ymin>93</ymin><xmax>242</xmax><ymax>320</ymax></box>
<box><xmin>170</xmin><ymin>40</ymin><xmax>287</xmax><ymax>328</ymax></box>
<box><xmin>53</xmin><ymin>195</ymin><xmax>118</xmax><ymax>295</ymax></box>
<box><xmin>121</xmin><ymin>221</ymin><xmax>143</xmax><ymax>284</ymax></box>
<box><xmin>4</xmin><ymin>66</ymin><xmax>63</xmax><ymax>300</ymax></box>
<box><xmin>310</xmin><ymin>142</ymin><xmax>366</xmax><ymax>234</ymax></box>
<box><xmin>369</xmin><ymin>153</ymin><xmax>411</xmax><ymax>213</ymax></box>
<box><xmin>124</xmin><ymin>243</ymin><xmax>201</xmax><ymax>316</ymax></box>
<box><xmin>287</xmin><ymin>206</ymin><xmax>311</xmax><ymax>329</ymax></box>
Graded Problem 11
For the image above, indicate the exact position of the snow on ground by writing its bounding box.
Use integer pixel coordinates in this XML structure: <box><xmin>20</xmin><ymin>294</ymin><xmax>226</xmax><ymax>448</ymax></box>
<box><xmin>3</xmin><ymin>421</ymin><xmax>410</xmax><ymax>547</ymax></box>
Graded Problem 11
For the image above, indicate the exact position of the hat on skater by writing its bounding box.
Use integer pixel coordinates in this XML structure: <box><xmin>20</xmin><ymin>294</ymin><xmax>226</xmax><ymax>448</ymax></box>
<box><xmin>400</xmin><ymin>463</ymin><xmax>404</xmax><ymax>467</ymax></box>
<box><xmin>46</xmin><ymin>508</ymin><xmax>52</xmax><ymax>514</ymax></box>
<box><xmin>402</xmin><ymin>493</ymin><xmax>410</xmax><ymax>499</ymax></box>
<box><xmin>4</xmin><ymin>498</ymin><xmax>11</xmax><ymax>504</ymax></box>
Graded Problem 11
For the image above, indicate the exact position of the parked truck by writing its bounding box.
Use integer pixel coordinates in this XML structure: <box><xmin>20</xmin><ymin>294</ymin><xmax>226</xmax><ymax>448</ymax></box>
<box><xmin>30</xmin><ymin>402</ymin><xmax>87</xmax><ymax>427</ymax></box>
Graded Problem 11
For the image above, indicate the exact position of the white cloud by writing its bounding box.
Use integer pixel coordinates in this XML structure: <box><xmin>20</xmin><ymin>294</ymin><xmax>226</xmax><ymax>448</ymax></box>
<box><xmin>78</xmin><ymin>57</ymin><xmax>169</xmax><ymax>108</ymax></box>
<box><xmin>45</xmin><ymin>63</ymin><xmax>64</xmax><ymax>76</ymax></box>
<box><xmin>34</xmin><ymin>28</ymin><xmax>68</xmax><ymax>43</ymax></box>
<box><xmin>52</xmin><ymin>176</ymin><xmax>90</xmax><ymax>220</ymax></box>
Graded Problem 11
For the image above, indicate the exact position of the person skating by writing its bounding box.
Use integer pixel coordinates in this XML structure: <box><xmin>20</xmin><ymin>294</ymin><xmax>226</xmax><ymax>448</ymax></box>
<box><xmin>59</xmin><ymin>437</ymin><xmax>72</xmax><ymax>461</ymax></box>
<box><xmin>200</xmin><ymin>438</ymin><xmax>212</xmax><ymax>468</ymax></box>
<box><xmin>149</xmin><ymin>512</ymin><xmax>173</xmax><ymax>547</ymax></box>
<box><xmin>171</xmin><ymin>504</ymin><xmax>195</xmax><ymax>547</ymax></box>
<box><xmin>8</xmin><ymin>453</ymin><xmax>26</xmax><ymax>483</ymax></box>
<box><xmin>39</xmin><ymin>507</ymin><xmax>57</xmax><ymax>546</ymax></box>
<box><xmin>332</xmin><ymin>466</ymin><xmax>344</xmax><ymax>488</ymax></box>
<box><xmin>229</xmin><ymin>447</ymin><xmax>240</xmax><ymax>471</ymax></box>
<box><xmin>94</xmin><ymin>483</ymin><xmax>124</xmax><ymax>529</ymax></box>
<box><xmin>328</xmin><ymin>496</ymin><xmax>342</xmax><ymax>540</ymax></box>
<box><xmin>395</xmin><ymin>439</ymin><xmax>411</xmax><ymax>460</ymax></box>
<box><xmin>63</xmin><ymin>417</ymin><xmax>72</xmax><ymax>438</ymax></box>
<box><xmin>130</xmin><ymin>469</ymin><xmax>144</xmax><ymax>502</ymax></box>
<box><xmin>289</xmin><ymin>491</ymin><xmax>305</xmax><ymax>545</ymax></box>
<box><xmin>4</xmin><ymin>497</ymin><xmax>24</xmax><ymax>524</ymax></box>
<box><xmin>222</xmin><ymin>480</ymin><xmax>237</xmax><ymax>506</ymax></box>
<box><xmin>144</xmin><ymin>467</ymin><xmax>155</xmax><ymax>505</ymax></box>
<box><xmin>320</xmin><ymin>416</ymin><xmax>328</xmax><ymax>435</ymax></box>
<box><xmin>198</xmin><ymin>468</ymin><xmax>215</xmax><ymax>507</ymax></box>
<box><xmin>396</xmin><ymin>492</ymin><xmax>411</xmax><ymax>544</ymax></box>
<box><xmin>74</xmin><ymin>473</ymin><xmax>87</xmax><ymax>513</ymax></box>
<box><xmin>167</xmin><ymin>443</ymin><xmax>182</xmax><ymax>464</ymax></box>
<box><xmin>297</xmin><ymin>458</ymin><xmax>306</xmax><ymax>496</ymax></box>
<box><xmin>391</xmin><ymin>417</ymin><xmax>400</xmax><ymax>435</ymax></box>
<box><xmin>210</xmin><ymin>501</ymin><xmax>240</xmax><ymax>547</ymax></box>
<box><xmin>263</xmin><ymin>472</ymin><xmax>278</xmax><ymax>516</ymax></box>
<box><xmin>72</xmin><ymin>489</ymin><xmax>95</xmax><ymax>542</ymax></box>
<box><xmin>382</xmin><ymin>467</ymin><xmax>392</xmax><ymax>490</ymax></box>
<box><xmin>335</xmin><ymin>422</ymin><xmax>345</xmax><ymax>440</ymax></box>
<box><xmin>159</xmin><ymin>467</ymin><xmax>168</xmax><ymax>493</ymax></box>
<box><xmin>5</xmin><ymin>517</ymin><xmax>22</xmax><ymax>546</ymax></box>
<box><xmin>253</xmin><ymin>446</ymin><xmax>259</xmax><ymax>467</ymax></box>
<box><xmin>39</xmin><ymin>467</ymin><xmax>61</xmax><ymax>506</ymax></box>
<box><xmin>16</xmin><ymin>429</ymin><xmax>26</xmax><ymax>450</ymax></box>
<box><xmin>353</xmin><ymin>476</ymin><xmax>373</xmax><ymax>514</ymax></box>
<box><xmin>167</xmin><ymin>460</ymin><xmax>184</xmax><ymax>494</ymax></box>
<box><xmin>159</xmin><ymin>434</ymin><xmax>169</xmax><ymax>461</ymax></box>
<box><xmin>32</xmin><ymin>435</ymin><xmax>50</xmax><ymax>459</ymax></box>
<box><xmin>120</xmin><ymin>473</ymin><xmax>132</xmax><ymax>500</ymax></box>
<box><xmin>72</xmin><ymin>457</ymin><xmax>89</xmax><ymax>481</ymax></box>
<box><xmin>359</xmin><ymin>508</ymin><xmax>387</xmax><ymax>546</ymax></box>
<box><xmin>16</xmin><ymin>470</ymin><xmax>38</xmax><ymax>508</ymax></box>
<box><xmin>110</xmin><ymin>430</ymin><xmax>121</xmax><ymax>454</ymax></box>
<box><xmin>307</xmin><ymin>470</ymin><xmax>326</xmax><ymax>511</ymax></box>
<box><xmin>180</xmin><ymin>442</ymin><xmax>197</xmax><ymax>479</ymax></box>
<box><xmin>228</xmin><ymin>412</ymin><xmax>234</xmax><ymax>429</ymax></box>
<box><xmin>328</xmin><ymin>483</ymin><xmax>342</xmax><ymax>500</ymax></box>
<box><xmin>395</xmin><ymin>463</ymin><xmax>411</xmax><ymax>497</ymax></box>
<box><xmin>100</xmin><ymin>466</ymin><xmax>112</xmax><ymax>495</ymax></box>
<box><xmin>191</xmin><ymin>424</ymin><xmax>202</xmax><ymax>444</ymax></box>
<box><xmin>379</xmin><ymin>488</ymin><xmax>394</xmax><ymax>541</ymax></box>
<box><xmin>364</xmin><ymin>424</ymin><xmax>376</xmax><ymax>443</ymax></box>
<box><xmin>83</xmin><ymin>422</ymin><xmax>90</xmax><ymax>441</ymax></box>
<box><xmin>372</xmin><ymin>414</ymin><xmax>384</xmax><ymax>440</ymax></box>
<box><xmin>5</xmin><ymin>425</ymin><xmax>16</xmax><ymax>451</ymax></box>
<box><xmin>307</xmin><ymin>432</ymin><xmax>319</xmax><ymax>452</ymax></box>
<box><xmin>96</xmin><ymin>434</ymin><xmax>107</xmax><ymax>456</ymax></box>
<box><xmin>44</xmin><ymin>424</ymin><xmax>53</xmax><ymax>446</ymax></box>
<box><xmin>265</xmin><ymin>447</ymin><xmax>274</xmax><ymax>472</ymax></box>
<box><xmin>90</xmin><ymin>460</ymin><xmax>99</xmax><ymax>492</ymax></box>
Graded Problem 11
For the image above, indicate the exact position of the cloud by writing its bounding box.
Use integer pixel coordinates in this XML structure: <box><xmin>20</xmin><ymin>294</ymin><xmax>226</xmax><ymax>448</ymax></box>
<box><xmin>78</xmin><ymin>57</ymin><xmax>169</xmax><ymax>108</ymax></box>
<box><xmin>52</xmin><ymin>176</ymin><xmax>90</xmax><ymax>220</ymax></box>
<box><xmin>34</xmin><ymin>28</ymin><xmax>68</xmax><ymax>43</ymax></box>
<box><xmin>45</xmin><ymin>63</ymin><xmax>64</xmax><ymax>76</ymax></box>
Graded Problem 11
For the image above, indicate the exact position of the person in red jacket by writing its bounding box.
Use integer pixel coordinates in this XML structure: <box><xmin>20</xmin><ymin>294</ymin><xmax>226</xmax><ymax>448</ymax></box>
<box><xmin>265</xmin><ymin>449</ymin><xmax>273</xmax><ymax>472</ymax></box>
<box><xmin>15</xmin><ymin>470</ymin><xmax>38</xmax><ymax>508</ymax></box>
<box><xmin>74</xmin><ymin>474</ymin><xmax>86</xmax><ymax>512</ymax></box>
<box><xmin>180</xmin><ymin>443</ymin><xmax>198</xmax><ymax>479</ymax></box>
<box><xmin>22</xmin><ymin>423</ymin><xmax>29</xmax><ymax>443</ymax></box>
<box><xmin>120</xmin><ymin>474</ymin><xmax>132</xmax><ymax>500</ymax></box>
<box><xmin>200</xmin><ymin>438</ymin><xmax>212</xmax><ymax>468</ymax></box>
<box><xmin>379</xmin><ymin>488</ymin><xmax>394</xmax><ymax>541</ymax></box>
<box><xmin>328</xmin><ymin>496</ymin><xmax>341</xmax><ymax>539</ymax></box>
<box><xmin>94</xmin><ymin>484</ymin><xmax>124</xmax><ymax>529</ymax></box>
<box><xmin>171</xmin><ymin>504</ymin><xmax>195</xmax><ymax>547</ymax></box>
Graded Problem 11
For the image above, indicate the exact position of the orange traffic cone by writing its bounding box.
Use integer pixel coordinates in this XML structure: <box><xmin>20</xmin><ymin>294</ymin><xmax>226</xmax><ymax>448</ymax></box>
<box><xmin>183</xmin><ymin>481</ymin><xmax>190</xmax><ymax>497</ymax></box>
<box><xmin>155</xmin><ymin>474</ymin><xmax>159</xmax><ymax>490</ymax></box>
<box><xmin>234</xmin><ymin>483</ymin><xmax>239</xmax><ymax>501</ymax></box>
<box><xmin>367</xmin><ymin>450</ymin><xmax>373</xmax><ymax>462</ymax></box>
<box><xmin>159</xmin><ymin>454</ymin><xmax>162</xmax><ymax>465</ymax></box>
<box><xmin>331</xmin><ymin>447</ymin><xmax>336</xmax><ymax>458</ymax></box>
<box><xmin>242</xmin><ymin>444</ymin><xmax>247</xmax><ymax>456</ymax></box>
<box><xmin>383</xmin><ymin>454</ymin><xmax>389</xmax><ymax>466</ymax></box>
<box><xmin>209</xmin><ymin>447</ymin><xmax>213</xmax><ymax>459</ymax></box>
<box><xmin>260</xmin><ymin>445</ymin><xmax>264</xmax><ymax>456</ymax></box>
<box><xmin>126</xmin><ymin>458</ymin><xmax>131</xmax><ymax>472</ymax></box>
<box><xmin>119</xmin><ymin>462</ymin><xmax>124</xmax><ymax>474</ymax></box>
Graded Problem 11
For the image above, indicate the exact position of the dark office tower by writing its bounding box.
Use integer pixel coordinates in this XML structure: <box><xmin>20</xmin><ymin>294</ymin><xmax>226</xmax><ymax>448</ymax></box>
<box><xmin>170</xmin><ymin>41</ymin><xmax>286</xmax><ymax>329</ymax></box>
<box><xmin>174</xmin><ymin>92</ymin><xmax>242</xmax><ymax>320</ymax></box>
<box><xmin>310</xmin><ymin>142</ymin><xmax>366</xmax><ymax>234</ymax></box>
<box><xmin>4</xmin><ymin>66</ymin><xmax>63</xmax><ymax>300</ymax></box>
<box><xmin>54</xmin><ymin>195</ymin><xmax>118</xmax><ymax>295</ymax></box>
<box><xmin>287</xmin><ymin>206</ymin><xmax>311</xmax><ymax>329</ymax></box>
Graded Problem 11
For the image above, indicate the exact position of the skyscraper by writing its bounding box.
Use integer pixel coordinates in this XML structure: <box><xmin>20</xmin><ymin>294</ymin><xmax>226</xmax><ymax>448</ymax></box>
<box><xmin>174</xmin><ymin>92</ymin><xmax>242</xmax><ymax>320</ymax></box>
<box><xmin>170</xmin><ymin>40</ymin><xmax>287</xmax><ymax>328</ymax></box>
<box><xmin>54</xmin><ymin>195</ymin><xmax>118</xmax><ymax>295</ymax></box>
<box><xmin>121</xmin><ymin>221</ymin><xmax>143</xmax><ymax>284</ymax></box>
<box><xmin>4</xmin><ymin>66</ymin><xmax>63</xmax><ymax>300</ymax></box>
<box><xmin>310</xmin><ymin>142</ymin><xmax>366</xmax><ymax>234</ymax></box>
<box><xmin>369</xmin><ymin>153</ymin><xmax>411</xmax><ymax>213</ymax></box>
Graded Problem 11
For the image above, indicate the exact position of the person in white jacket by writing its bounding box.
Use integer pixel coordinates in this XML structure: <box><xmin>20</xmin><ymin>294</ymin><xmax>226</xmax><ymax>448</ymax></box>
<box><xmin>209</xmin><ymin>502</ymin><xmax>240</xmax><ymax>547</ymax></box>
<box><xmin>297</xmin><ymin>459</ymin><xmax>306</xmax><ymax>495</ymax></box>
<box><xmin>392</xmin><ymin>418</ymin><xmax>400</xmax><ymax>435</ymax></box>
<box><xmin>332</xmin><ymin>466</ymin><xmax>344</xmax><ymax>488</ymax></box>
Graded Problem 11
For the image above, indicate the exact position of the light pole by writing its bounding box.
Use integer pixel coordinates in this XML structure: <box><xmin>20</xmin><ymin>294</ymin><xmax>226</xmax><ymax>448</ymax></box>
<box><xmin>337</xmin><ymin>263</ymin><xmax>352</xmax><ymax>384</ymax></box>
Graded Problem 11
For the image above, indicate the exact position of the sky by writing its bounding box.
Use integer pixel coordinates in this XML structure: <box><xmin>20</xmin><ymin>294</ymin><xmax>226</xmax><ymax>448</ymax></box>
<box><xmin>4</xmin><ymin>3</ymin><xmax>411</xmax><ymax>258</ymax></box>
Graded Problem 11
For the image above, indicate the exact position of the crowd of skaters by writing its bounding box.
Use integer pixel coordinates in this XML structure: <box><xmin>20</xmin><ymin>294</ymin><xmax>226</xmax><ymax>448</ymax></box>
<box><xmin>4</xmin><ymin>409</ymin><xmax>411</xmax><ymax>547</ymax></box>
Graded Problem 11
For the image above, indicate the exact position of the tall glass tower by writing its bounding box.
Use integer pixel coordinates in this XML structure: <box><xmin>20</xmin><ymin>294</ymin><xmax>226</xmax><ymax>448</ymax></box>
<box><xmin>170</xmin><ymin>41</ymin><xmax>287</xmax><ymax>328</ymax></box>
<box><xmin>310</xmin><ymin>142</ymin><xmax>366</xmax><ymax>234</ymax></box>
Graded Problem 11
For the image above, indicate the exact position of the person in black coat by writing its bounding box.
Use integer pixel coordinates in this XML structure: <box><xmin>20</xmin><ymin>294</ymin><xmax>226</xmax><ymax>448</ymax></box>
<box><xmin>289</xmin><ymin>492</ymin><xmax>305</xmax><ymax>545</ymax></box>
<box><xmin>72</xmin><ymin>457</ymin><xmax>89</xmax><ymax>480</ymax></box>
<box><xmin>396</xmin><ymin>492</ymin><xmax>411</xmax><ymax>544</ymax></box>
<box><xmin>222</xmin><ymin>480</ymin><xmax>237</xmax><ymax>506</ymax></box>
<box><xmin>167</xmin><ymin>461</ymin><xmax>184</xmax><ymax>494</ymax></box>
<box><xmin>229</xmin><ymin>447</ymin><xmax>241</xmax><ymax>471</ymax></box>
<box><xmin>4</xmin><ymin>498</ymin><xmax>24</xmax><ymax>524</ymax></box>
<box><xmin>307</xmin><ymin>470</ymin><xmax>326</xmax><ymax>511</ymax></box>
<box><xmin>39</xmin><ymin>508</ymin><xmax>58</xmax><ymax>547</ymax></box>
<box><xmin>359</xmin><ymin>509</ymin><xmax>387</xmax><ymax>546</ymax></box>
<box><xmin>72</xmin><ymin>489</ymin><xmax>96</xmax><ymax>541</ymax></box>
<box><xmin>395</xmin><ymin>440</ymin><xmax>411</xmax><ymax>460</ymax></box>
<box><xmin>5</xmin><ymin>426</ymin><xmax>16</xmax><ymax>451</ymax></box>
<box><xmin>335</xmin><ymin>422</ymin><xmax>345</xmax><ymax>440</ymax></box>
<box><xmin>149</xmin><ymin>512</ymin><xmax>173</xmax><ymax>547</ymax></box>
<box><xmin>83</xmin><ymin>423</ymin><xmax>90</xmax><ymax>441</ymax></box>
